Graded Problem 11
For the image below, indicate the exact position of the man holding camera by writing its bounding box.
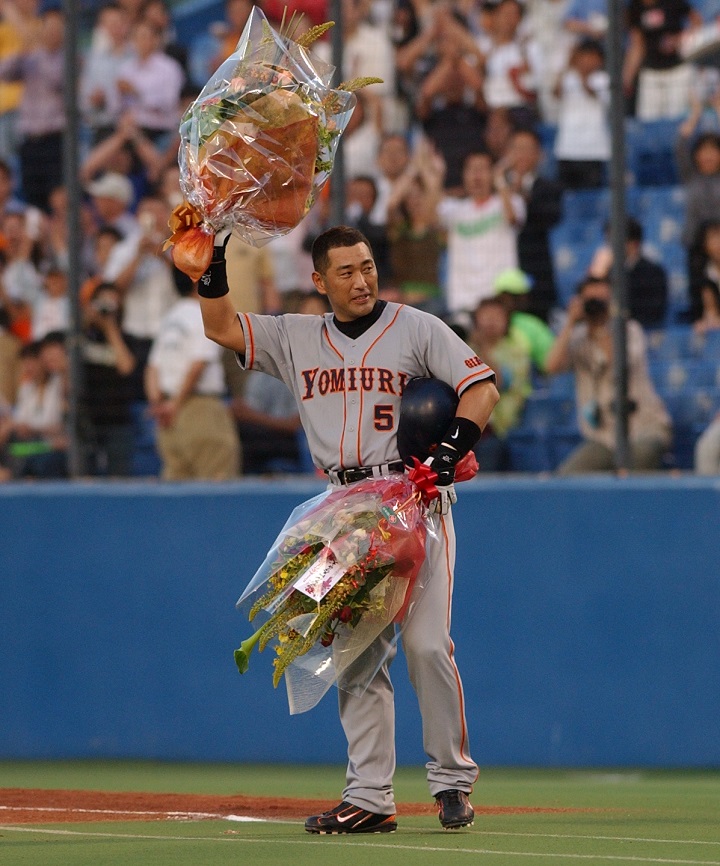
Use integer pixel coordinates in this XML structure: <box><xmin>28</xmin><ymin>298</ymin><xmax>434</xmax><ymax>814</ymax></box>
<box><xmin>80</xmin><ymin>282</ymin><xmax>136</xmax><ymax>476</ymax></box>
<box><xmin>545</xmin><ymin>275</ymin><xmax>671</xmax><ymax>474</ymax></box>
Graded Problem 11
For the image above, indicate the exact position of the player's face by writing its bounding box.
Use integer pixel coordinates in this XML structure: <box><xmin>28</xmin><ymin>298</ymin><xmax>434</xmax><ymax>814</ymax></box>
<box><xmin>312</xmin><ymin>243</ymin><xmax>379</xmax><ymax>322</ymax></box>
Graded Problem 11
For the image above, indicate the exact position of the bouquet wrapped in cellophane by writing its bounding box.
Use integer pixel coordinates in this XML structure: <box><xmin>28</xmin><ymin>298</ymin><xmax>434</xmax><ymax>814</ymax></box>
<box><xmin>165</xmin><ymin>5</ymin><xmax>381</xmax><ymax>280</ymax></box>
<box><xmin>234</xmin><ymin>475</ymin><xmax>432</xmax><ymax>714</ymax></box>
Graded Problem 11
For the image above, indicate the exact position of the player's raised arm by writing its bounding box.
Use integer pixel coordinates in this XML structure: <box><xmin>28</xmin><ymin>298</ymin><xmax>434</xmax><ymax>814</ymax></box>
<box><xmin>197</xmin><ymin>234</ymin><xmax>247</xmax><ymax>355</ymax></box>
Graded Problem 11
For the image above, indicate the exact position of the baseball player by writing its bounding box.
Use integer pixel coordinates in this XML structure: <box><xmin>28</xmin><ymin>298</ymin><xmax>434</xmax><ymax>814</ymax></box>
<box><xmin>198</xmin><ymin>225</ymin><xmax>499</xmax><ymax>833</ymax></box>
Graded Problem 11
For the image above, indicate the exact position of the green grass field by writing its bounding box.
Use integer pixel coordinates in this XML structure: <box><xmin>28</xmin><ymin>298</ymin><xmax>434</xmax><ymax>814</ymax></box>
<box><xmin>1</xmin><ymin>762</ymin><xmax>719</xmax><ymax>866</ymax></box>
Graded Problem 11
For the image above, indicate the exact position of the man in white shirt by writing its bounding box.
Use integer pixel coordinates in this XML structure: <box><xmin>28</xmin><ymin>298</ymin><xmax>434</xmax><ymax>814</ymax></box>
<box><xmin>144</xmin><ymin>277</ymin><xmax>239</xmax><ymax>480</ymax></box>
<box><xmin>437</xmin><ymin>150</ymin><xmax>526</xmax><ymax>313</ymax></box>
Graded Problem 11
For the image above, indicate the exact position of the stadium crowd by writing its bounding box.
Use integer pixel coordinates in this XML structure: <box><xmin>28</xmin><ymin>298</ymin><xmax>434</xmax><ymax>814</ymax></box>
<box><xmin>2</xmin><ymin>0</ymin><xmax>720</xmax><ymax>481</ymax></box>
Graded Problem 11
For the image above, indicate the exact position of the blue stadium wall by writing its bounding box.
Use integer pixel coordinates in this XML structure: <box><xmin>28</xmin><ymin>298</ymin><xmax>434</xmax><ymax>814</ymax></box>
<box><xmin>1</xmin><ymin>477</ymin><xmax>719</xmax><ymax>768</ymax></box>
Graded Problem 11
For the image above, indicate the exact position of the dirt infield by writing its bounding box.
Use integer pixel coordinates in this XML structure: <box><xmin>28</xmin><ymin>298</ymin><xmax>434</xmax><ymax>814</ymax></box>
<box><xmin>0</xmin><ymin>789</ymin><xmax>588</xmax><ymax>824</ymax></box>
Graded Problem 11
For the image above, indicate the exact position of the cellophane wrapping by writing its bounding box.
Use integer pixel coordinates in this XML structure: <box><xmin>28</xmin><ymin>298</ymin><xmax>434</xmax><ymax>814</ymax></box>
<box><xmin>178</xmin><ymin>6</ymin><xmax>356</xmax><ymax>248</ymax></box>
<box><xmin>235</xmin><ymin>476</ymin><xmax>435</xmax><ymax>714</ymax></box>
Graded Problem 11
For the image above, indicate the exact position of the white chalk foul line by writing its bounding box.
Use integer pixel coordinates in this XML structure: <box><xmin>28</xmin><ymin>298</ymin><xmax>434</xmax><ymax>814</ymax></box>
<box><xmin>1</xmin><ymin>826</ymin><xmax>719</xmax><ymax>865</ymax></box>
<box><xmin>0</xmin><ymin>805</ymin><xmax>226</xmax><ymax>820</ymax></box>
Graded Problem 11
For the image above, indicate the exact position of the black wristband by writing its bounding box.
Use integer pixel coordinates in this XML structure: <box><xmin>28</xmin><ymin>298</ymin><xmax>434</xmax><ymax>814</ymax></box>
<box><xmin>439</xmin><ymin>416</ymin><xmax>482</xmax><ymax>460</ymax></box>
<box><xmin>430</xmin><ymin>417</ymin><xmax>482</xmax><ymax>485</ymax></box>
<box><xmin>198</xmin><ymin>255</ymin><xmax>229</xmax><ymax>298</ymax></box>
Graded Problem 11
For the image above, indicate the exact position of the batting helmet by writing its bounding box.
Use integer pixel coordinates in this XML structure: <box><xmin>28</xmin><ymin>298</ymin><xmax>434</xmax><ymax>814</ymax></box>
<box><xmin>397</xmin><ymin>377</ymin><xmax>459</xmax><ymax>466</ymax></box>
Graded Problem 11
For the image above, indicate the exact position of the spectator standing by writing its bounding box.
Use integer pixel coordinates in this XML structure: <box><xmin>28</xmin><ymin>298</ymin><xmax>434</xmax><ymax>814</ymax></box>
<box><xmin>116</xmin><ymin>19</ymin><xmax>184</xmax><ymax>146</ymax></box>
<box><xmin>623</xmin><ymin>0</ymin><xmax>702</xmax><ymax>121</ymax></box>
<box><xmin>342</xmin><ymin>0</ymin><xmax>397</xmax><ymax>132</ymax></box>
<box><xmin>109</xmin><ymin>194</ymin><xmax>178</xmax><ymax>396</ymax></box>
<box><xmin>79</xmin><ymin>2</ymin><xmax>133</xmax><ymax>145</ymax></box>
<box><xmin>589</xmin><ymin>217</ymin><xmax>669</xmax><ymax>329</ymax></box>
<box><xmin>545</xmin><ymin>275</ymin><xmax>672</xmax><ymax>474</ymax></box>
<box><xmin>676</xmin><ymin>118</ymin><xmax>720</xmax><ymax>317</ymax></box>
<box><xmin>369</xmin><ymin>133</ymin><xmax>411</xmax><ymax>226</ymax></box>
<box><xmin>437</xmin><ymin>149</ymin><xmax>525</xmax><ymax>313</ymax></box>
<box><xmin>0</xmin><ymin>0</ymin><xmax>40</xmax><ymax>165</ymax></box>
<box><xmin>0</xmin><ymin>6</ymin><xmax>64</xmax><ymax>210</ymax></box>
<box><xmin>414</xmin><ymin>11</ymin><xmax>486</xmax><ymax>195</ymax></box>
<box><xmin>79</xmin><ymin>282</ymin><xmax>136</xmax><ymax>476</ymax></box>
<box><xmin>499</xmin><ymin>127</ymin><xmax>562</xmax><ymax>320</ymax></box>
<box><xmin>385</xmin><ymin>136</ymin><xmax>444</xmax><ymax>310</ymax></box>
<box><xmin>344</xmin><ymin>175</ymin><xmax>391</xmax><ymax>284</ymax></box>
<box><xmin>524</xmin><ymin>0</ymin><xmax>573</xmax><ymax>123</ymax></box>
<box><xmin>469</xmin><ymin>295</ymin><xmax>532</xmax><ymax>471</ymax></box>
<box><xmin>141</xmin><ymin>0</ymin><xmax>188</xmax><ymax>74</ymax></box>
<box><xmin>553</xmin><ymin>37</ymin><xmax>610</xmax><ymax>189</ymax></box>
<box><xmin>145</xmin><ymin>277</ymin><xmax>240</xmax><ymax>481</ymax></box>
<box><xmin>477</xmin><ymin>0</ymin><xmax>542</xmax><ymax>130</ymax></box>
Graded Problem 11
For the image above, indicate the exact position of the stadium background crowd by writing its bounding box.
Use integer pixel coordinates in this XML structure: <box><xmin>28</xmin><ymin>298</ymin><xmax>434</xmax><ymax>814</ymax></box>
<box><xmin>2</xmin><ymin>0</ymin><xmax>720</xmax><ymax>480</ymax></box>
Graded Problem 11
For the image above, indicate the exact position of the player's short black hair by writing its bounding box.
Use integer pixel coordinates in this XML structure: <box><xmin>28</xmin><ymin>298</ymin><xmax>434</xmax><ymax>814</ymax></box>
<box><xmin>311</xmin><ymin>225</ymin><xmax>374</xmax><ymax>274</ymax></box>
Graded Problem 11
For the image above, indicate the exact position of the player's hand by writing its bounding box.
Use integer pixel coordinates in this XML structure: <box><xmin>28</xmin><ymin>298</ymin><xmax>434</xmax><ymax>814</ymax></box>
<box><xmin>213</xmin><ymin>228</ymin><xmax>232</xmax><ymax>256</ymax></box>
<box><xmin>431</xmin><ymin>483</ymin><xmax>457</xmax><ymax>514</ymax></box>
<box><xmin>423</xmin><ymin>456</ymin><xmax>457</xmax><ymax>513</ymax></box>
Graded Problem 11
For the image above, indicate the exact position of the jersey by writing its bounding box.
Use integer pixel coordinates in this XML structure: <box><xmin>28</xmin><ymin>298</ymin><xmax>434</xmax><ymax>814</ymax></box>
<box><xmin>236</xmin><ymin>302</ymin><xmax>495</xmax><ymax>471</ymax></box>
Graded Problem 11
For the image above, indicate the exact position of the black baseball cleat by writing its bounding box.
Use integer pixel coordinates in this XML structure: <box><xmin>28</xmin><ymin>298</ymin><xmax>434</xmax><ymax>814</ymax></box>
<box><xmin>435</xmin><ymin>789</ymin><xmax>475</xmax><ymax>829</ymax></box>
<box><xmin>304</xmin><ymin>801</ymin><xmax>398</xmax><ymax>834</ymax></box>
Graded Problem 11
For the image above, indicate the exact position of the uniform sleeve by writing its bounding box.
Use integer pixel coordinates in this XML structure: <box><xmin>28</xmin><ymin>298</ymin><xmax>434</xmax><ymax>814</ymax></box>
<box><xmin>236</xmin><ymin>312</ymin><xmax>310</xmax><ymax>394</ymax></box>
<box><xmin>418</xmin><ymin>311</ymin><xmax>496</xmax><ymax>396</ymax></box>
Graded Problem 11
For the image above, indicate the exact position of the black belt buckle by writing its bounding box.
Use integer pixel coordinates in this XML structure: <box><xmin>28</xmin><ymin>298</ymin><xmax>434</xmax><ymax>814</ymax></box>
<box><xmin>339</xmin><ymin>467</ymin><xmax>370</xmax><ymax>484</ymax></box>
<box><xmin>336</xmin><ymin>461</ymin><xmax>405</xmax><ymax>485</ymax></box>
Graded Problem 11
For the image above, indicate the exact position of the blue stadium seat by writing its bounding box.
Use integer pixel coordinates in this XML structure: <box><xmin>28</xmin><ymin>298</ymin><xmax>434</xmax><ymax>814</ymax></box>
<box><xmin>520</xmin><ymin>392</ymin><xmax>576</xmax><ymax>431</ymax></box>
<box><xmin>626</xmin><ymin>119</ymin><xmax>682</xmax><ymax>186</ymax></box>
<box><xmin>550</xmin><ymin>226</ymin><xmax>602</xmax><ymax>306</ymax></box>
<box><xmin>662</xmin><ymin>387</ymin><xmax>720</xmax><ymax>429</ymax></box>
<box><xmin>561</xmin><ymin>188</ymin><xmax>610</xmax><ymax>225</ymax></box>
<box><xmin>547</xmin><ymin>427</ymin><xmax>583</xmax><ymax>470</ymax></box>
<box><xmin>646</xmin><ymin>325</ymin><xmax>693</xmax><ymax>362</ymax></box>
<box><xmin>636</xmin><ymin>185</ymin><xmax>686</xmax><ymax>226</ymax></box>
<box><xmin>546</xmin><ymin>371</ymin><xmax>576</xmax><ymax>398</ymax></box>
<box><xmin>649</xmin><ymin>358</ymin><xmax>718</xmax><ymax>392</ymax></box>
<box><xmin>661</xmin><ymin>387</ymin><xmax>720</xmax><ymax>469</ymax></box>
<box><xmin>692</xmin><ymin>328</ymin><xmax>720</xmax><ymax>360</ymax></box>
<box><xmin>505</xmin><ymin>429</ymin><xmax>552</xmax><ymax>472</ymax></box>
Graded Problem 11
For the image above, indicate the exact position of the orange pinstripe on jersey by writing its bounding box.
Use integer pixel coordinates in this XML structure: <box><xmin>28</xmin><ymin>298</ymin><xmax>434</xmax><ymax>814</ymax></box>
<box><xmin>441</xmin><ymin>515</ymin><xmax>473</xmax><ymax>765</ymax></box>
<box><xmin>456</xmin><ymin>367</ymin><xmax>493</xmax><ymax>395</ymax></box>
<box><xmin>354</xmin><ymin>305</ymin><xmax>404</xmax><ymax>464</ymax></box>
<box><xmin>323</xmin><ymin>324</ymin><xmax>348</xmax><ymax>469</ymax></box>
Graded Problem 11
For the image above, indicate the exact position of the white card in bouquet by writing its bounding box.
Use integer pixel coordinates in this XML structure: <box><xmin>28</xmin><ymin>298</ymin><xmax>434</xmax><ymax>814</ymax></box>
<box><xmin>294</xmin><ymin>551</ymin><xmax>346</xmax><ymax>602</ymax></box>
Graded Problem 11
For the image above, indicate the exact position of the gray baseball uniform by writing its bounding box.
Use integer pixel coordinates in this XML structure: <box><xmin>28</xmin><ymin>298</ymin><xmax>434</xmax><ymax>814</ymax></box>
<box><xmin>237</xmin><ymin>301</ymin><xmax>494</xmax><ymax>811</ymax></box>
